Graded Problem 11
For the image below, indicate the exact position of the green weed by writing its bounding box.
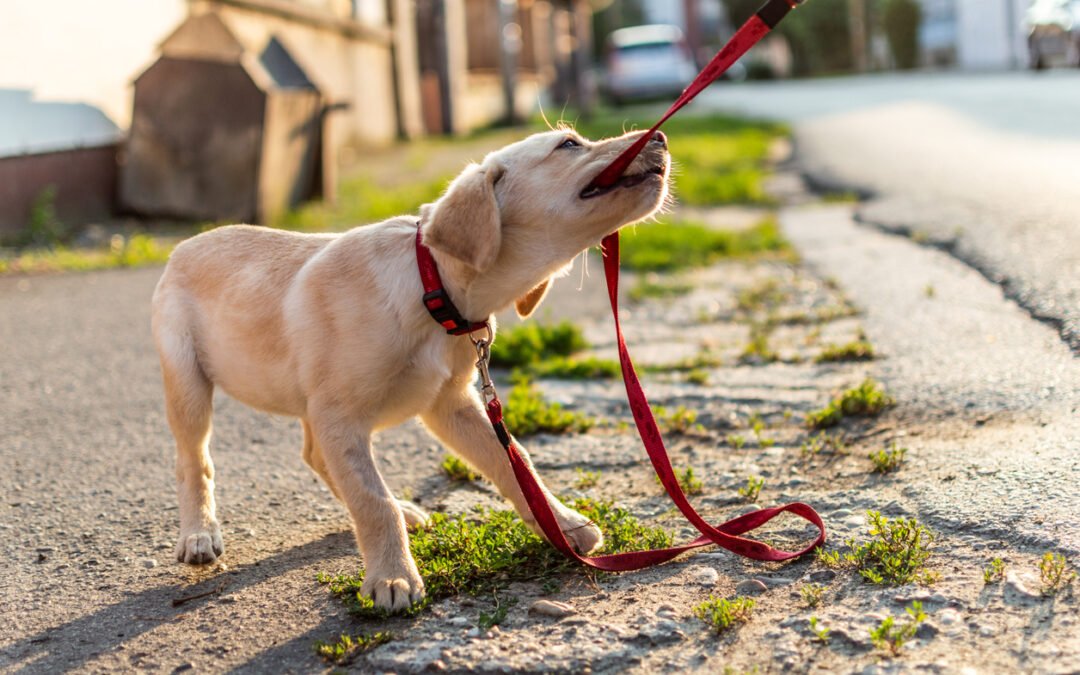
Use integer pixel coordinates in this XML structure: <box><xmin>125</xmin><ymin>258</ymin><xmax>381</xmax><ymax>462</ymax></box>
<box><xmin>815</xmin><ymin>340</ymin><xmax>875</xmax><ymax>363</ymax></box>
<box><xmin>1039</xmin><ymin>552</ymin><xmax>1076</xmax><ymax>596</ymax></box>
<box><xmin>620</xmin><ymin>218</ymin><xmax>791</xmax><ymax>272</ymax></box>
<box><xmin>738</xmin><ymin>475</ymin><xmax>765</xmax><ymax>503</ymax></box>
<box><xmin>869</xmin><ymin>442</ymin><xmax>908</xmax><ymax>474</ymax></box>
<box><xmin>694</xmin><ymin>595</ymin><xmax>756</xmax><ymax>633</ymax></box>
<box><xmin>653</xmin><ymin>405</ymin><xmax>703</xmax><ymax>435</ymax></box>
<box><xmin>442</xmin><ymin>454</ymin><xmax>479</xmax><ymax>482</ymax></box>
<box><xmin>800</xmin><ymin>431</ymin><xmax>848</xmax><ymax>459</ymax></box>
<box><xmin>801</xmin><ymin>583</ymin><xmax>826</xmax><ymax>608</ymax></box>
<box><xmin>477</xmin><ymin>593</ymin><xmax>517</xmax><ymax>631</ymax></box>
<box><xmin>870</xmin><ymin>601</ymin><xmax>926</xmax><ymax>656</ymax></box>
<box><xmin>502</xmin><ymin>374</ymin><xmax>594</xmax><ymax>436</ymax></box>
<box><xmin>736</xmin><ymin>278</ymin><xmax>788</xmax><ymax>314</ymax></box>
<box><xmin>491</xmin><ymin>322</ymin><xmax>589</xmax><ymax>368</ymax></box>
<box><xmin>685</xmin><ymin>368</ymin><xmax>709</xmax><ymax>385</ymax></box>
<box><xmin>983</xmin><ymin>558</ymin><xmax>1005</xmax><ymax>584</ymax></box>
<box><xmin>574</xmin><ymin>468</ymin><xmax>601</xmax><ymax>489</ymax></box>
<box><xmin>313</xmin><ymin>631</ymin><xmax>392</xmax><ymax>665</ymax></box>
<box><xmin>819</xmin><ymin>511</ymin><xmax>936</xmax><ymax>586</ymax></box>
<box><xmin>318</xmin><ymin>499</ymin><xmax>671</xmax><ymax>617</ymax></box>
<box><xmin>739</xmin><ymin>322</ymin><xmax>778</xmax><ymax>364</ymax></box>
<box><xmin>727</xmin><ymin>434</ymin><xmax>747</xmax><ymax>450</ymax></box>
<box><xmin>657</xmin><ymin>466</ymin><xmax>704</xmax><ymax>496</ymax></box>
<box><xmin>805</xmin><ymin>379</ymin><xmax>895</xmax><ymax>429</ymax></box>
<box><xmin>808</xmin><ymin>616</ymin><xmax>830</xmax><ymax>644</ymax></box>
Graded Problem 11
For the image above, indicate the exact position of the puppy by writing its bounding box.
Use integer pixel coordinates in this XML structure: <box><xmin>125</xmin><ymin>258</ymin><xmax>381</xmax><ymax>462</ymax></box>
<box><xmin>151</xmin><ymin>128</ymin><xmax>670</xmax><ymax>611</ymax></box>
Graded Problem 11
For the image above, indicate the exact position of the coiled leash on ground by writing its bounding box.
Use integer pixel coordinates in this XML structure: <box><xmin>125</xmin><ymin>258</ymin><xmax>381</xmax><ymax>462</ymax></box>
<box><xmin>420</xmin><ymin>0</ymin><xmax>825</xmax><ymax>570</ymax></box>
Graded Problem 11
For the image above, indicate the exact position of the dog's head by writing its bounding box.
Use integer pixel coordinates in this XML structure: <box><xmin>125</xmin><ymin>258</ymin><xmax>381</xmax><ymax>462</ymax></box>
<box><xmin>422</xmin><ymin>129</ymin><xmax>670</xmax><ymax>317</ymax></box>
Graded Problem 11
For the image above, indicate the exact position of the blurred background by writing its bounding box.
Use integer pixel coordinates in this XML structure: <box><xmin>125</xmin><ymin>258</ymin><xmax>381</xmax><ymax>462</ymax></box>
<box><xmin>0</xmin><ymin>0</ymin><xmax>1075</xmax><ymax>236</ymax></box>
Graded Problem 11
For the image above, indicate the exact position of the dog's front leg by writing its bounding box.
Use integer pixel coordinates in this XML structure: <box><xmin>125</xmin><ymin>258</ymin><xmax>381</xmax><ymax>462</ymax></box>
<box><xmin>308</xmin><ymin>408</ymin><xmax>424</xmax><ymax>612</ymax></box>
<box><xmin>422</xmin><ymin>385</ymin><xmax>604</xmax><ymax>554</ymax></box>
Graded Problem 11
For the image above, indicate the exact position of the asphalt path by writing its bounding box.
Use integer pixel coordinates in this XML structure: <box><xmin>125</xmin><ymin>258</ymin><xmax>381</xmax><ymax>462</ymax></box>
<box><xmin>697</xmin><ymin>70</ymin><xmax>1080</xmax><ymax>351</ymax></box>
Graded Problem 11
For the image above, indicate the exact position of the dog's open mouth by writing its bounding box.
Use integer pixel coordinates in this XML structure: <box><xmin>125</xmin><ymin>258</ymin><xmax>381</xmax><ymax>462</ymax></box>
<box><xmin>579</xmin><ymin>164</ymin><xmax>666</xmax><ymax>199</ymax></box>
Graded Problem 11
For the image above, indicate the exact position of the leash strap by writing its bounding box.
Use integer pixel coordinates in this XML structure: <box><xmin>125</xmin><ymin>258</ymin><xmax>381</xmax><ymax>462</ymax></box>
<box><xmin>423</xmin><ymin>0</ymin><xmax>826</xmax><ymax>569</ymax></box>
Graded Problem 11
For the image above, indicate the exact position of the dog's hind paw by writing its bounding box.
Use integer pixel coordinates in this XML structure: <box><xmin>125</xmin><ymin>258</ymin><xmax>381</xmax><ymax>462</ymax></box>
<box><xmin>175</xmin><ymin>526</ymin><xmax>224</xmax><ymax>564</ymax></box>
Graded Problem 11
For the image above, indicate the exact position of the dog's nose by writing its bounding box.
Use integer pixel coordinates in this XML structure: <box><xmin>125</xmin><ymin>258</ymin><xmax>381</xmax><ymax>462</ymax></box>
<box><xmin>649</xmin><ymin>131</ymin><xmax>668</xmax><ymax>148</ymax></box>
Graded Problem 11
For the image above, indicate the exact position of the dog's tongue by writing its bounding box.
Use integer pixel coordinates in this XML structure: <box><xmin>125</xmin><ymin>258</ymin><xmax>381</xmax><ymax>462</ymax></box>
<box><xmin>586</xmin><ymin>0</ymin><xmax>801</xmax><ymax>192</ymax></box>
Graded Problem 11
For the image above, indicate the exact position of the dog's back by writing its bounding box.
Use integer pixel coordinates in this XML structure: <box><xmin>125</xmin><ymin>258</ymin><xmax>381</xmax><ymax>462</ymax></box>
<box><xmin>152</xmin><ymin>225</ymin><xmax>336</xmax><ymax>416</ymax></box>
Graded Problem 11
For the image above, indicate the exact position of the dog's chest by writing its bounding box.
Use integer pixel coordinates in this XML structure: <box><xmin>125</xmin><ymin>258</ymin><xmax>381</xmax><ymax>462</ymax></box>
<box><xmin>370</xmin><ymin>336</ymin><xmax>466</xmax><ymax>429</ymax></box>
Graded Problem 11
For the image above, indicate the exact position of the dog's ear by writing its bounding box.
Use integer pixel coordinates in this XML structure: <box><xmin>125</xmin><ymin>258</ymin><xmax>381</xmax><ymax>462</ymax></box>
<box><xmin>514</xmin><ymin>278</ymin><xmax>552</xmax><ymax>318</ymax></box>
<box><xmin>423</xmin><ymin>164</ymin><xmax>504</xmax><ymax>272</ymax></box>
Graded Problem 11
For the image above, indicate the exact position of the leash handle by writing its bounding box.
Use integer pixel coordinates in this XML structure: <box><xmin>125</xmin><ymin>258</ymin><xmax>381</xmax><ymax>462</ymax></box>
<box><xmin>588</xmin><ymin>0</ymin><xmax>802</xmax><ymax>191</ymax></box>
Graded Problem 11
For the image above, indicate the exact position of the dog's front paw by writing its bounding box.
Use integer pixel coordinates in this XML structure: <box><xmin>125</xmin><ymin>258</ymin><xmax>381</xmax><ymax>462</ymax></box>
<box><xmin>559</xmin><ymin>509</ymin><xmax>604</xmax><ymax>555</ymax></box>
<box><xmin>362</xmin><ymin>559</ymin><xmax>425</xmax><ymax>612</ymax></box>
<box><xmin>523</xmin><ymin>506</ymin><xmax>605</xmax><ymax>555</ymax></box>
<box><xmin>397</xmin><ymin>499</ymin><xmax>430</xmax><ymax>530</ymax></box>
<box><xmin>175</xmin><ymin>525</ymin><xmax>224</xmax><ymax>564</ymax></box>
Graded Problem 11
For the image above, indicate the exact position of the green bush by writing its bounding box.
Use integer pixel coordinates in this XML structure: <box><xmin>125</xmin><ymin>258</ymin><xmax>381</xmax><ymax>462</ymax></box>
<box><xmin>491</xmin><ymin>321</ymin><xmax>589</xmax><ymax>368</ymax></box>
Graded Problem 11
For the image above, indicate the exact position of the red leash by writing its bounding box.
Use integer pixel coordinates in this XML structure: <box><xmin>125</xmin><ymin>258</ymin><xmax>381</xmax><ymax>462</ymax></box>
<box><xmin>418</xmin><ymin>0</ymin><xmax>825</xmax><ymax>569</ymax></box>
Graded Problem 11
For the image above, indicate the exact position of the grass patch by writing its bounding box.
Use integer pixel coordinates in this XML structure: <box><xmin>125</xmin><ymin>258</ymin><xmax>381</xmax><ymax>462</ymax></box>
<box><xmin>318</xmin><ymin>499</ymin><xmax>671</xmax><ymax>617</ymax></box>
<box><xmin>694</xmin><ymin>595</ymin><xmax>756</xmax><ymax>633</ymax></box>
<box><xmin>441</xmin><ymin>455</ymin><xmax>479</xmax><ymax>482</ymax></box>
<box><xmin>563</xmin><ymin>112</ymin><xmax>787</xmax><ymax>206</ymax></box>
<box><xmin>313</xmin><ymin>631</ymin><xmax>392</xmax><ymax>665</ymax></box>
<box><xmin>629</xmin><ymin>274</ymin><xmax>694</xmax><ymax>302</ymax></box>
<box><xmin>502</xmin><ymin>375</ymin><xmax>594</xmax><ymax>436</ymax></box>
<box><xmin>0</xmin><ymin>233</ymin><xmax>174</xmax><ymax>275</ymax></box>
<box><xmin>525</xmin><ymin>356</ymin><xmax>620</xmax><ymax>380</ymax></box>
<box><xmin>685</xmin><ymin>368</ymin><xmax>709</xmax><ymax>385</ymax></box>
<box><xmin>870</xmin><ymin>602</ymin><xmax>926</xmax><ymax>656</ymax></box>
<box><xmin>869</xmin><ymin>442</ymin><xmax>907</xmax><ymax>474</ymax></box>
<box><xmin>620</xmin><ymin>218</ymin><xmax>791</xmax><ymax>272</ymax></box>
<box><xmin>277</xmin><ymin>174</ymin><xmax>452</xmax><ymax>232</ymax></box>
<box><xmin>1039</xmin><ymin>552</ymin><xmax>1076</xmax><ymax>596</ymax></box>
<box><xmin>736</xmin><ymin>278</ymin><xmax>789</xmax><ymax>314</ymax></box>
<box><xmin>738</xmin><ymin>475</ymin><xmax>765</xmax><ymax>503</ymax></box>
<box><xmin>815</xmin><ymin>339</ymin><xmax>875</xmax><ymax>363</ymax></box>
<box><xmin>491</xmin><ymin>321</ymin><xmax>589</xmax><ymax>368</ymax></box>
<box><xmin>805</xmin><ymin>379</ymin><xmax>895</xmax><ymax>429</ymax></box>
<box><xmin>817</xmin><ymin>511</ymin><xmax>936</xmax><ymax>586</ymax></box>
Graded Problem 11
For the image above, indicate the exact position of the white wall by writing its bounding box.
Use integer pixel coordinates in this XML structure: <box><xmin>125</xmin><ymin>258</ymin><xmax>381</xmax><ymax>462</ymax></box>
<box><xmin>955</xmin><ymin>0</ymin><xmax>1028</xmax><ymax>69</ymax></box>
<box><xmin>0</xmin><ymin>0</ymin><xmax>188</xmax><ymax>128</ymax></box>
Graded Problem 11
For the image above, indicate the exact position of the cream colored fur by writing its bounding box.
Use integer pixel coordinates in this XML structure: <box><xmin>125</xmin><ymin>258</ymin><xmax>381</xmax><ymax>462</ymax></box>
<box><xmin>151</xmin><ymin>129</ymin><xmax>670</xmax><ymax>612</ymax></box>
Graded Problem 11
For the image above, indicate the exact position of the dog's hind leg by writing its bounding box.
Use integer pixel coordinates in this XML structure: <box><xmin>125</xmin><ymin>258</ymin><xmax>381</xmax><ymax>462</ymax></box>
<box><xmin>301</xmin><ymin>419</ymin><xmax>428</xmax><ymax>527</ymax></box>
<box><xmin>155</xmin><ymin>322</ymin><xmax>223</xmax><ymax>565</ymax></box>
<box><xmin>421</xmin><ymin>383</ymin><xmax>604</xmax><ymax>555</ymax></box>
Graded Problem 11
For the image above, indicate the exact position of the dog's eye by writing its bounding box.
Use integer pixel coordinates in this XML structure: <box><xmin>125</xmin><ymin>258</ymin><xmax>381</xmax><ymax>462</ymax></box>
<box><xmin>557</xmin><ymin>138</ymin><xmax>581</xmax><ymax>149</ymax></box>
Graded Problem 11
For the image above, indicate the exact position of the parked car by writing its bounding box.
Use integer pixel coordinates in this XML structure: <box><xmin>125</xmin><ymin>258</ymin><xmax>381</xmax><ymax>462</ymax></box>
<box><xmin>1027</xmin><ymin>0</ymin><xmax>1080</xmax><ymax>69</ymax></box>
<box><xmin>602</xmin><ymin>25</ymin><xmax>698</xmax><ymax>105</ymax></box>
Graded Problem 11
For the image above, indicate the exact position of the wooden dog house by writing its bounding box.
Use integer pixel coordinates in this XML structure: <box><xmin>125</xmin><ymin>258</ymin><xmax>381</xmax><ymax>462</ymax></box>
<box><xmin>120</xmin><ymin>12</ymin><xmax>324</xmax><ymax>224</ymax></box>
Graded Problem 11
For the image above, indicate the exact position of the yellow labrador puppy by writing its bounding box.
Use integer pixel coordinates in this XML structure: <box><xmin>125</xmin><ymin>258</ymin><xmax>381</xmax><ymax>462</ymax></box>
<box><xmin>152</xmin><ymin>128</ymin><xmax>670</xmax><ymax>611</ymax></box>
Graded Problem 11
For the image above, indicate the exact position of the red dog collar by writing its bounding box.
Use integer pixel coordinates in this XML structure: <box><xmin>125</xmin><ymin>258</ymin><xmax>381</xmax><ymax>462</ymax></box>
<box><xmin>415</xmin><ymin>222</ymin><xmax>490</xmax><ymax>336</ymax></box>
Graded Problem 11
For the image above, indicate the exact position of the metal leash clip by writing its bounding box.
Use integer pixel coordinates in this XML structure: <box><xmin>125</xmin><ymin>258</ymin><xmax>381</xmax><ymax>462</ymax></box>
<box><xmin>470</xmin><ymin>324</ymin><xmax>498</xmax><ymax>404</ymax></box>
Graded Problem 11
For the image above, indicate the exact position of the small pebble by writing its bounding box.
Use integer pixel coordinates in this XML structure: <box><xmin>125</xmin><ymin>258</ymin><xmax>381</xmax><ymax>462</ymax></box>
<box><xmin>530</xmin><ymin>599</ymin><xmax>575</xmax><ymax>618</ymax></box>
<box><xmin>686</xmin><ymin>565</ymin><xmax>719</xmax><ymax>586</ymax></box>
<box><xmin>735</xmin><ymin>579</ymin><xmax>768</xmax><ymax>596</ymax></box>
<box><xmin>141</xmin><ymin>558</ymin><xmax>158</xmax><ymax>569</ymax></box>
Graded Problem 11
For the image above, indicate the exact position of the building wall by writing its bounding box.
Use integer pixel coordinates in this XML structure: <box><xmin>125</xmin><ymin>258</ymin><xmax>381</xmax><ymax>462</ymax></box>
<box><xmin>0</xmin><ymin>146</ymin><xmax>118</xmax><ymax>236</ymax></box>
